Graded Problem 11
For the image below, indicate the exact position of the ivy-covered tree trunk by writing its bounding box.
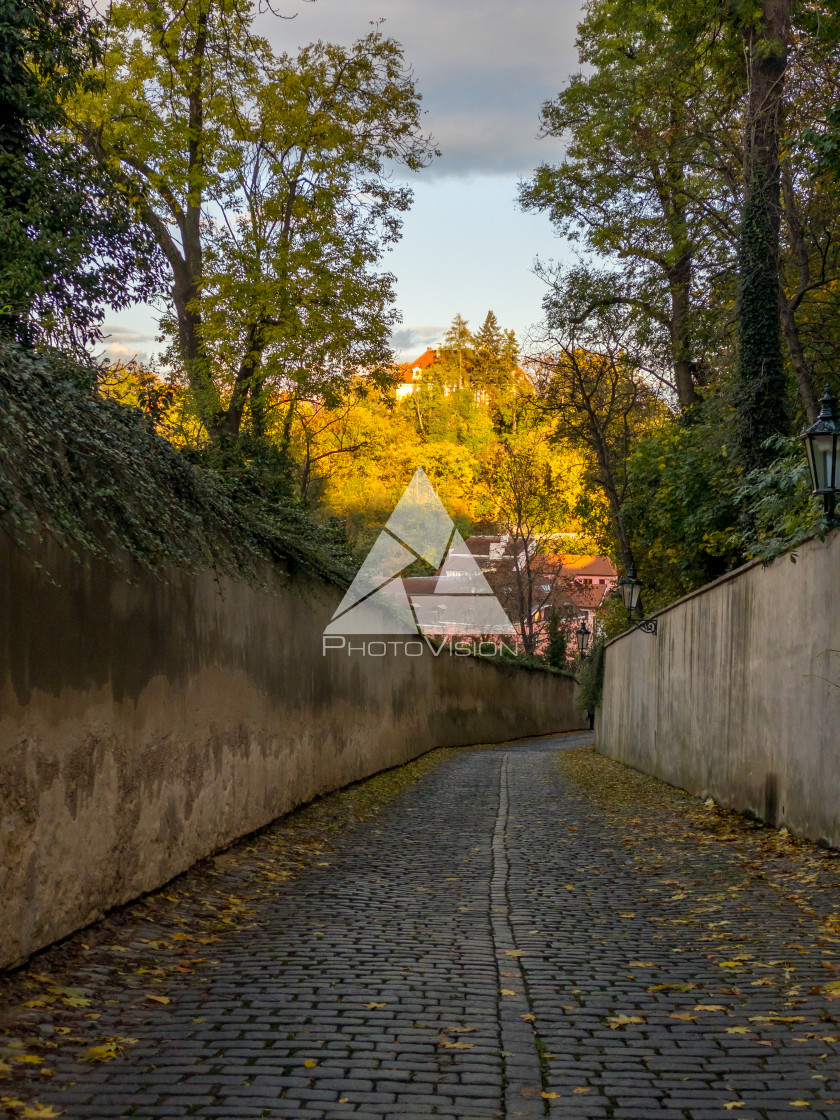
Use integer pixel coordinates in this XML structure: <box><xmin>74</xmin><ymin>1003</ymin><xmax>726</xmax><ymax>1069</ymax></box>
<box><xmin>733</xmin><ymin>0</ymin><xmax>792</xmax><ymax>470</ymax></box>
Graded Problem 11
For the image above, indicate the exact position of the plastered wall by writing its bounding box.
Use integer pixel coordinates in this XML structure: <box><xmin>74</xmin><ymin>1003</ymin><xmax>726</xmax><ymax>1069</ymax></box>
<box><xmin>598</xmin><ymin>532</ymin><xmax>840</xmax><ymax>844</ymax></box>
<box><xmin>0</xmin><ymin>539</ymin><xmax>584</xmax><ymax>968</ymax></box>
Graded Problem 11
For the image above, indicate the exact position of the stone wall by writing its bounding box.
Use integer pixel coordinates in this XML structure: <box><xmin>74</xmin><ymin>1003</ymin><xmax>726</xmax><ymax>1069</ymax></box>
<box><xmin>0</xmin><ymin>539</ymin><xmax>585</xmax><ymax>969</ymax></box>
<box><xmin>598</xmin><ymin>531</ymin><xmax>840</xmax><ymax>845</ymax></box>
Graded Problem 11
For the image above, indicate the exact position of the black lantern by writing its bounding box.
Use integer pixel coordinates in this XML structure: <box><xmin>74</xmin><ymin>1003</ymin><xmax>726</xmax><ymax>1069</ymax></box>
<box><xmin>618</xmin><ymin>565</ymin><xmax>642</xmax><ymax>614</ymax></box>
<box><xmin>802</xmin><ymin>386</ymin><xmax>839</xmax><ymax>525</ymax></box>
<box><xmin>617</xmin><ymin>564</ymin><xmax>657</xmax><ymax>635</ymax></box>
<box><xmin>576</xmin><ymin>618</ymin><xmax>591</xmax><ymax>656</ymax></box>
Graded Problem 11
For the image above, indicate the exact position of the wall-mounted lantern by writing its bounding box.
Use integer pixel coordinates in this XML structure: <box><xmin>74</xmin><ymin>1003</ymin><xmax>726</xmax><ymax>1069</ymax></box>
<box><xmin>618</xmin><ymin>564</ymin><xmax>658</xmax><ymax>635</ymax></box>
<box><xmin>576</xmin><ymin>618</ymin><xmax>591</xmax><ymax>656</ymax></box>
<box><xmin>801</xmin><ymin>386</ymin><xmax>839</xmax><ymax>526</ymax></box>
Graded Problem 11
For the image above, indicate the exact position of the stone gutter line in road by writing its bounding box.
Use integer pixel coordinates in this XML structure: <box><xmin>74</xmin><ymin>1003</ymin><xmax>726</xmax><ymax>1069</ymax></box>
<box><xmin>491</xmin><ymin>753</ymin><xmax>547</xmax><ymax>1119</ymax></box>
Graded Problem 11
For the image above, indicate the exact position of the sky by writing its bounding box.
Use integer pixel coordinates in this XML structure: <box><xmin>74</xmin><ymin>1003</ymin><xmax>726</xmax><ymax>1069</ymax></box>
<box><xmin>101</xmin><ymin>0</ymin><xmax>586</xmax><ymax>365</ymax></box>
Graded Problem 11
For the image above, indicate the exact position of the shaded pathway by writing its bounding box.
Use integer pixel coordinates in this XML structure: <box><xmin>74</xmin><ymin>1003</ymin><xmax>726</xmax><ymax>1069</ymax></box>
<box><xmin>7</xmin><ymin>733</ymin><xmax>840</xmax><ymax>1120</ymax></box>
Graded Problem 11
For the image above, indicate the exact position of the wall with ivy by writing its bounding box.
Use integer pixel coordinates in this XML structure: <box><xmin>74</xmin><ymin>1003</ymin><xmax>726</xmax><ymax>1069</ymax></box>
<box><xmin>598</xmin><ymin>531</ymin><xmax>840</xmax><ymax>845</ymax></box>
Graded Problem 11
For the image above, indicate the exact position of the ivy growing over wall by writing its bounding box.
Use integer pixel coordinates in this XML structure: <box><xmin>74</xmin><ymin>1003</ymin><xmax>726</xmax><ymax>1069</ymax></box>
<box><xmin>0</xmin><ymin>343</ymin><xmax>352</xmax><ymax>588</ymax></box>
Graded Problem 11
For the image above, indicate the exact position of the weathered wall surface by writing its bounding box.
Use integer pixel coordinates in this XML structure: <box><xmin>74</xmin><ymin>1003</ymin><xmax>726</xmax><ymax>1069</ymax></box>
<box><xmin>0</xmin><ymin>539</ymin><xmax>585</xmax><ymax>969</ymax></box>
<box><xmin>598</xmin><ymin>531</ymin><xmax>840</xmax><ymax>845</ymax></box>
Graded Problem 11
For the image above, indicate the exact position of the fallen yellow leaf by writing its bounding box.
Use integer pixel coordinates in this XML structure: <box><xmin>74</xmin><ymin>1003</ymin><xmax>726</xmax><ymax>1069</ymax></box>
<box><xmin>573</xmin><ymin>1086</ymin><xmax>591</xmax><ymax>1094</ymax></box>
<box><xmin>21</xmin><ymin>1107</ymin><xmax>63</xmax><ymax>1119</ymax></box>
<box><xmin>364</xmin><ymin>1002</ymin><xmax>386</xmax><ymax>1009</ymax></box>
<box><xmin>504</xmin><ymin>950</ymin><xmax>523</xmax><ymax>957</ymax></box>
<box><xmin>500</xmin><ymin>989</ymin><xmax>517</xmax><ymax>996</ymax></box>
<box><xmin>629</xmin><ymin>962</ymin><xmax>653</xmax><ymax>968</ymax></box>
<box><xmin>749</xmin><ymin>1015</ymin><xmax>804</xmax><ymax>1023</ymax></box>
<box><xmin>541</xmin><ymin>1092</ymin><xmax>559</xmax><ymax>1099</ymax></box>
<box><xmin>726</xmin><ymin>1026</ymin><xmax>751</xmax><ymax>1034</ymax></box>
<box><xmin>521</xmin><ymin>1014</ymin><xmax>535</xmax><ymax>1022</ymax></box>
<box><xmin>78</xmin><ymin>1045</ymin><xmax>118</xmax><ymax>1063</ymax></box>
<box><xmin>695</xmin><ymin>1005</ymin><xmax>729</xmax><ymax>1012</ymax></box>
<box><xmin>145</xmin><ymin>995</ymin><xmax>170</xmax><ymax>1005</ymax></box>
<box><xmin>61</xmin><ymin>995</ymin><xmax>90</xmax><ymax>1008</ymax></box>
<box><xmin>303</xmin><ymin>1059</ymin><xmax>318</xmax><ymax>1068</ymax></box>
<box><xmin>669</xmin><ymin>1012</ymin><xmax>697</xmax><ymax>1022</ymax></box>
<box><xmin>606</xmin><ymin>1014</ymin><xmax>645</xmax><ymax>1029</ymax></box>
<box><xmin>722</xmin><ymin>1103</ymin><xmax>745</xmax><ymax>1111</ymax></box>
<box><xmin>438</xmin><ymin>1038</ymin><xmax>474</xmax><ymax>1049</ymax></box>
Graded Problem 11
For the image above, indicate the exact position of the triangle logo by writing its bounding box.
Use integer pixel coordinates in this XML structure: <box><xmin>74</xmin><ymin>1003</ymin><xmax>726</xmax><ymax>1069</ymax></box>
<box><xmin>325</xmin><ymin>467</ymin><xmax>516</xmax><ymax>638</ymax></box>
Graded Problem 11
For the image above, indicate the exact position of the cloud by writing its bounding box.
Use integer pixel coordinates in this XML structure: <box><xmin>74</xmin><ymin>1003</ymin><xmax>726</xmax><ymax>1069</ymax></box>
<box><xmin>390</xmin><ymin>324</ymin><xmax>445</xmax><ymax>359</ymax></box>
<box><xmin>100</xmin><ymin>324</ymin><xmax>157</xmax><ymax>345</ymax></box>
<box><xmin>260</xmin><ymin>0</ymin><xmax>582</xmax><ymax>179</ymax></box>
<box><xmin>97</xmin><ymin>322</ymin><xmax>159</xmax><ymax>365</ymax></box>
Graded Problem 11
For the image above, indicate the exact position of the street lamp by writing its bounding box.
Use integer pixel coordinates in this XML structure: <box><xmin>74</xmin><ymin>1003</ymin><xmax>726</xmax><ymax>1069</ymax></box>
<box><xmin>618</xmin><ymin>564</ymin><xmax>658</xmax><ymax>635</ymax></box>
<box><xmin>576</xmin><ymin>618</ymin><xmax>591</xmax><ymax>656</ymax></box>
<box><xmin>801</xmin><ymin>386</ymin><xmax>840</xmax><ymax>526</ymax></box>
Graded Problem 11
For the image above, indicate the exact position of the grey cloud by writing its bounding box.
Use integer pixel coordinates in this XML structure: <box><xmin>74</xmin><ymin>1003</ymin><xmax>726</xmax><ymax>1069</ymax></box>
<box><xmin>100</xmin><ymin>323</ymin><xmax>158</xmax><ymax>345</ymax></box>
<box><xmin>259</xmin><ymin>0</ymin><xmax>583</xmax><ymax>178</ymax></box>
<box><xmin>390</xmin><ymin>325</ymin><xmax>444</xmax><ymax>359</ymax></box>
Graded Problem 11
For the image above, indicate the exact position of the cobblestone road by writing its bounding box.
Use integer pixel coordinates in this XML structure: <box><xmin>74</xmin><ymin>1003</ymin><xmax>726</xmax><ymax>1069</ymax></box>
<box><xmin>6</xmin><ymin>733</ymin><xmax>840</xmax><ymax>1120</ymax></box>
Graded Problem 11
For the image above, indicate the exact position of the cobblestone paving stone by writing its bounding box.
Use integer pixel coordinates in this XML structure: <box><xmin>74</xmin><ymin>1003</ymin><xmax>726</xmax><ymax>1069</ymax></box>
<box><xmin>4</xmin><ymin>732</ymin><xmax>840</xmax><ymax>1120</ymax></box>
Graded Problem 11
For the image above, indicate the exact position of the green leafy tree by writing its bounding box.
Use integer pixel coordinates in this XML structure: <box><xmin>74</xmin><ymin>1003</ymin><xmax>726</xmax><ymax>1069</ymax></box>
<box><xmin>73</xmin><ymin>1</ymin><xmax>436</xmax><ymax>443</ymax></box>
<box><xmin>544</xmin><ymin>612</ymin><xmax>568</xmax><ymax>669</ymax></box>
<box><xmin>519</xmin><ymin>0</ymin><xmax>746</xmax><ymax>410</ymax></box>
<box><xmin>622</xmin><ymin>394</ymin><xmax>743</xmax><ymax>608</ymax></box>
<box><xmin>0</xmin><ymin>0</ymin><xmax>160</xmax><ymax>347</ymax></box>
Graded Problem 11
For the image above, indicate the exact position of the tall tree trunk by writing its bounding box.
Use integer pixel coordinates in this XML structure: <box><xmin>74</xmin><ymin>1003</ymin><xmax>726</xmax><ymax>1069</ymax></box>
<box><xmin>222</xmin><ymin>321</ymin><xmax>264</xmax><ymax>438</ymax></box>
<box><xmin>779</xmin><ymin>290</ymin><xmax>818</xmax><ymax>423</ymax></box>
<box><xmin>733</xmin><ymin>0</ymin><xmax>792</xmax><ymax>470</ymax></box>
<box><xmin>779</xmin><ymin>161</ymin><xmax>819</xmax><ymax>422</ymax></box>
<box><xmin>668</xmin><ymin>251</ymin><xmax>701</xmax><ymax>410</ymax></box>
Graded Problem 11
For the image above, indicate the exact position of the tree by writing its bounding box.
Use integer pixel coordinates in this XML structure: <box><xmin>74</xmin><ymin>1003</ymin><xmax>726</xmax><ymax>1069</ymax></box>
<box><xmin>531</xmin><ymin>265</ymin><xmax>668</xmax><ymax>581</ymax></box>
<box><xmin>472</xmin><ymin>310</ymin><xmax>520</xmax><ymax>428</ymax></box>
<box><xmin>544</xmin><ymin>612</ymin><xmax>568</xmax><ymax>669</ymax></box>
<box><xmin>442</xmin><ymin>313</ymin><xmax>472</xmax><ymax>389</ymax></box>
<box><xmin>773</xmin><ymin>11</ymin><xmax>840</xmax><ymax>423</ymax></box>
<box><xmin>519</xmin><ymin>0</ymin><xmax>746</xmax><ymax>411</ymax></box>
<box><xmin>731</xmin><ymin>0</ymin><xmax>792</xmax><ymax>470</ymax></box>
<box><xmin>485</xmin><ymin>437</ymin><xmax>571</xmax><ymax>655</ymax></box>
<box><xmin>73</xmin><ymin>1</ymin><xmax>436</xmax><ymax>444</ymax></box>
<box><xmin>0</xmin><ymin>0</ymin><xmax>160</xmax><ymax>347</ymax></box>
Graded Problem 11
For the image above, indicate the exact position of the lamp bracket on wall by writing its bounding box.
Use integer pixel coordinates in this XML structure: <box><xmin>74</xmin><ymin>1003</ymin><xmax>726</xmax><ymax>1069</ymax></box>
<box><xmin>628</xmin><ymin>617</ymin><xmax>658</xmax><ymax>636</ymax></box>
